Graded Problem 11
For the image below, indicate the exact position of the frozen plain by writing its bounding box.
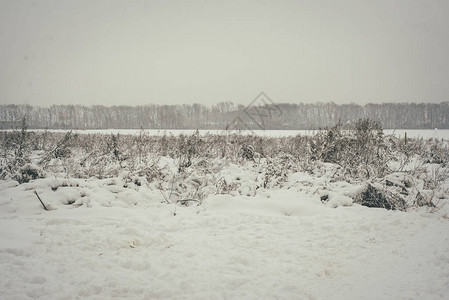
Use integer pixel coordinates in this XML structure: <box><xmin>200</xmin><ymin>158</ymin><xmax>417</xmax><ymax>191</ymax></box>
<box><xmin>1</xmin><ymin>129</ymin><xmax>449</xmax><ymax>299</ymax></box>
<box><xmin>1</xmin><ymin>168</ymin><xmax>449</xmax><ymax>299</ymax></box>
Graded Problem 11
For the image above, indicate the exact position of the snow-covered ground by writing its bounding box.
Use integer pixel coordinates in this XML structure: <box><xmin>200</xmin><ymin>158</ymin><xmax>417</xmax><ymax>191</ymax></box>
<box><xmin>10</xmin><ymin>128</ymin><xmax>449</xmax><ymax>139</ymax></box>
<box><xmin>1</xmin><ymin>127</ymin><xmax>449</xmax><ymax>299</ymax></box>
<box><xmin>1</xmin><ymin>169</ymin><xmax>449</xmax><ymax>299</ymax></box>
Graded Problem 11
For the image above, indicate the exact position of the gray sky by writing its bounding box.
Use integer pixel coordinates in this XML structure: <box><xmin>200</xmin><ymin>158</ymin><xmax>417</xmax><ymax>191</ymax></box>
<box><xmin>1</xmin><ymin>0</ymin><xmax>448</xmax><ymax>106</ymax></box>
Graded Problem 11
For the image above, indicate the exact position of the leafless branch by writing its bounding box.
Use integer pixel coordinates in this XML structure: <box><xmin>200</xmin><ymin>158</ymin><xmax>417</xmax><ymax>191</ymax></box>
<box><xmin>34</xmin><ymin>191</ymin><xmax>48</xmax><ymax>211</ymax></box>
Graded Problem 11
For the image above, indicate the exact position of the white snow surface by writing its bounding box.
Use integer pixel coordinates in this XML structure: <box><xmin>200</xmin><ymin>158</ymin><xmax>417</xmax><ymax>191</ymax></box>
<box><xmin>1</xmin><ymin>175</ymin><xmax>449</xmax><ymax>300</ymax></box>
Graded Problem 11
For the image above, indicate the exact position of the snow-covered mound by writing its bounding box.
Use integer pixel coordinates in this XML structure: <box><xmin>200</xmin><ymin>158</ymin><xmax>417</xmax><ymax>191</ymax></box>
<box><xmin>1</xmin><ymin>176</ymin><xmax>449</xmax><ymax>300</ymax></box>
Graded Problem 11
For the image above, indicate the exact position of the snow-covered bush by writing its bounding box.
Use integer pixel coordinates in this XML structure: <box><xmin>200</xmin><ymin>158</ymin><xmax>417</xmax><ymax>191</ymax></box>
<box><xmin>16</xmin><ymin>163</ymin><xmax>46</xmax><ymax>183</ymax></box>
<box><xmin>1</xmin><ymin>119</ymin><xmax>448</xmax><ymax>212</ymax></box>
<box><xmin>0</xmin><ymin>118</ymin><xmax>32</xmax><ymax>173</ymax></box>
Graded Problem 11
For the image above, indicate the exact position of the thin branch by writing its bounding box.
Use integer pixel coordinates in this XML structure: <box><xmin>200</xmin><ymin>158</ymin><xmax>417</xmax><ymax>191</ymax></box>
<box><xmin>38</xmin><ymin>131</ymin><xmax>72</xmax><ymax>165</ymax></box>
<box><xmin>176</xmin><ymin>199</ymin><xmax>201</xmax><ymax>205</ymax></box>
<box><xmin>168</xmin><ymin>175</ymin><xmax>176</xmax><ymax>200</ymax></box>
<box><xmin>34</xmin><ymin>191</ymin><xmax>48</xmax><ymax>211</ymax></box>
<box><xmin>157</xmin><ymin>182</ymin><xmax>171</xmax><ymax>204</ymax></box>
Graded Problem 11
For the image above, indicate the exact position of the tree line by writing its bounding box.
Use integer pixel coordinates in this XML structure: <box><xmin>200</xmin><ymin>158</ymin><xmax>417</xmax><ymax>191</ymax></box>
<box><xmin>0</xmin><ymin>102</ymin><xmax>448</xmax><ymax>130</ymax></box>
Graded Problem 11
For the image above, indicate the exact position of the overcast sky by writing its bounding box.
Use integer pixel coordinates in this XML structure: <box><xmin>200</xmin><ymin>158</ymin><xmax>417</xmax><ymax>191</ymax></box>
<box><xmin>1</xmin><ymin>0</ymin><xmax>448</xmax><ymax>106</ymax></box>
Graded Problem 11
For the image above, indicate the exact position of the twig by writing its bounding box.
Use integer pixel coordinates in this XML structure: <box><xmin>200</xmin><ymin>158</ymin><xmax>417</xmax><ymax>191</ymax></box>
<box><xmin>157</xmin><ymin>182</ymin><xmax>171</xmax><ymax>204</ymax></box>
<box><xmin>34</xmin><ymin>191</ymin><xmax>48</xmax><ymax>211</ymax></box>
<box><xmin>176</xmin><ymin>199</ymin><xmax>201</xmax><ymax>205</ymax></box>
<box><xmin>168</xmin><ymin>175</ymin><xmax>176</xmax><ymax>200</ymax></box>
<box><xmin>38</xmin><ymin>131</ymin><xmax>72</xmax><ymax>165</ymax></box>
<box><xmin>40</xmin><ymin>225</ymin><xmax>48</xmax><ymax>236</ymax></box>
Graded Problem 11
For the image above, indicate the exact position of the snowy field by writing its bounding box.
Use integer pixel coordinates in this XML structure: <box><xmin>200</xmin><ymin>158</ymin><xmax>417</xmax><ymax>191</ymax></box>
<box><xmin>11</xmin><ymin>128</ymin><xmax>449</xmax><ymax>140</ymax></box>
<box><xmin>2</xmin><ymin>172</ymin><xmax>449</xmax><ymax>300</ymax></box>
<box><xmin>1</xmin><ymin>128</ymin><xmax>449</xmax><ymax>299</ymax></box>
